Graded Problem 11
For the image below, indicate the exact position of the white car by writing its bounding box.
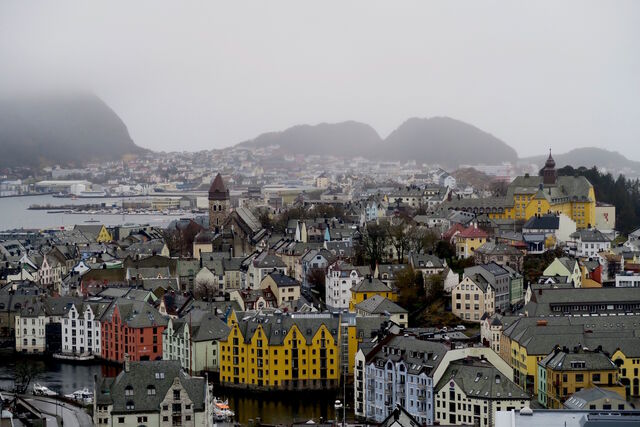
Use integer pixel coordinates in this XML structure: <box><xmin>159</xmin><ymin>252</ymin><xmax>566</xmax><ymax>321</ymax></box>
<box><xmin>455</xmin><ymin>325</ymin><xmax>466</xmax><ymax>331</ymax></box>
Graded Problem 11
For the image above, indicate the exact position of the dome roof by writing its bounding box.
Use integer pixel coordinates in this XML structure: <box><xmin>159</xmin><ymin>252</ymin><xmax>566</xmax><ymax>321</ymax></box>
<box><xmin>208</xmin><ymin>173</ymin><xmax>229</xmax><ymax>200</ymax></box>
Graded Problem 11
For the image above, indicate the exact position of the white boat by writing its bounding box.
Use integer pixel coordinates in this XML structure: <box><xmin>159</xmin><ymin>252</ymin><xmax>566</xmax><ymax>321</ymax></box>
<box><xmin>33</xmin><ymin>383</ymin><xmax>57</xmax><ymax>397</ymax></box>
<box><xmin>213</xmin><ymin>398</ymin><xmax>234</xmax><ymax>420</ymax></box>
<box><xmin>65</xmin><ymin>388</ymin><xmax>93</xmax><ymax>404</ymax></box>
<box><xmin>52</xmin><ymin>352</ymin><xmax>95</xmax><ymax>362</ymax></box>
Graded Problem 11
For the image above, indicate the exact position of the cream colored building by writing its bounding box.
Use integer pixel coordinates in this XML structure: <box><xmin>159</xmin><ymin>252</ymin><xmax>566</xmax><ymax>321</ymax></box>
<box><xmin>451</xmin><ymin>276</ymin><xmax>495</xmax><ymax>322</ymax></box>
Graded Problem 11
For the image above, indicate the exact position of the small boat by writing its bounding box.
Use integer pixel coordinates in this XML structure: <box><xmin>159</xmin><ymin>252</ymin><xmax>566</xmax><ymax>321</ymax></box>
<box><xmin>213</xmin><ymin>398</ymin><xmax>234</xmax><ymax>420</ymax></box>
<box><xmin>53</xmin><ymin>352</ymin><xmax>95</xmax><ymax>362</ymax></box>
<box><xmin>65</xmin><ymin>388</ymin><xmax>93</xmax><ymax>404</ymax></box>
<box><xmin>84</xmin><ymin>218</ymin><xmax>100</xmax><ymax>223</ymax></box>
<box><xmin>33</xmin><ymin>383</ymin><xmax>57</xmax><ymax>397</ymax></box>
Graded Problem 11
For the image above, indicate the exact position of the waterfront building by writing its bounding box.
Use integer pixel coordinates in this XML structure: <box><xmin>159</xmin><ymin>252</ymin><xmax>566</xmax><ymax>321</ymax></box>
<box><xmin>219</xmin><ymin>311</ymin><xmax>341</xmax><ymax>390</ymax></box>
<box><xmin>94</xmin><ymin>359</ymin><xmax>211</xmax><ymax>427</ymax></box>
<box><xmin>100</xmin><ymin>299</ymin><xmax>167</xmax><ymax>363</ymax></box>
<box><xmin>61</xmin><ymin>301</ymin><xmax>109</xmax><ymax>356</ymax></box>
<box><xmin>162</xmin><ymin>310</ymin><xmax>230</xmax><ymax>375</ymax></box>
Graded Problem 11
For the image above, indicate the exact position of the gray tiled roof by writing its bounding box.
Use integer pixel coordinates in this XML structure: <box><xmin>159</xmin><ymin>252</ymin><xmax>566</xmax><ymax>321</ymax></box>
<box><xmin>96</xmin><ymin>360</ymin><xmax>206</xmax><ymax>414</ymax></box>
<box><xmin>235</xmin><ymin>312</ymin><xmax>339</xmax><ymax>346</ymax></box>
<box><xmin>435</xmin><ymin>358</ymin><xmax>529</xmax><ymax>400</ymax></box>
<box><xmin>355</xmin><ymin>295</ymin><xmax>407</xmax><ymax>315</ymax></box>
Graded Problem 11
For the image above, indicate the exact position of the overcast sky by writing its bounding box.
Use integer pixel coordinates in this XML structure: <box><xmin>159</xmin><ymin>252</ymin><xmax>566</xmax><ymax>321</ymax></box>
<box><xmin>1</xmin><ymin>1</ymin><xmax>639</xmax><ymax>158</ymax></box>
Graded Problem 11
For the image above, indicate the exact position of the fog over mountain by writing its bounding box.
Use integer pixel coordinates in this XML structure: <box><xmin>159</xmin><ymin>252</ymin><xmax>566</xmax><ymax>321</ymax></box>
<box><xmin>1</xmin><ymin>1</ymin><xmax>639</xmax><ymax>157</ymax></box>
<box><xmin>241</xmin><ymin>117</ymin><xmax>518</xmax><ymax>168</ymax></box>
<box><xmin>0</xmin><ymin>92</ymin><xmax>146</xmax><ymax>167</ymax></box>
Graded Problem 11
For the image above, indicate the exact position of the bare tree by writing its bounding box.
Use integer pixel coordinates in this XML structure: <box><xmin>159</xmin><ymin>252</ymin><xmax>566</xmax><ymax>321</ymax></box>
<box><xmin>14</xmin><ymin>361</ymin><xmax>44</xmax><ymax>394</ymax></box>
<box><xmin>306</xmin><ymin>267</ymin><xmax>326</xmax><ymax>302</ymax></box>
<box><xmin>361</xmin><ymin>221</ymin><xmax>389</xmax><ymax>267</ymax></box>
<box><xmin>194</xmin><ymin>276</ymin><xmax>219</xmax><ymax>301</ymax></box>
<box><xmin>388</xmin><ymin>222</ymin><xmax>410</xmax><ymax>263</ymax></box>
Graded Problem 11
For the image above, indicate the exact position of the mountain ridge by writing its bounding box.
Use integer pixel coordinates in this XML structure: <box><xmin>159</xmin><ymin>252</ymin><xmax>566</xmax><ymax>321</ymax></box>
<box><xmin>0</xmin><ymin>92</ymin><xmax>147</xmax><ymax>168</ymax></box>
<box><xmin>239</xmin><ymin>116</ymin><xmax>518</xmax><ymax>168</ymax></box>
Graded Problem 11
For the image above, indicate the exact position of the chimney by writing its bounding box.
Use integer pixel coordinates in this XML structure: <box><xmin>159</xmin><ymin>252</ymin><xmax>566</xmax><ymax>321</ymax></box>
<box><xmin>124</xmin><ymin>353</ymin><xmax>130</xmax><ymax>372</ymax></box>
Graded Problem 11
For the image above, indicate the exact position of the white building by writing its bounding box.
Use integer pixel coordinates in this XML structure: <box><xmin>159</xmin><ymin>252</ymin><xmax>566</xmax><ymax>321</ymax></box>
<box><xmin>325</xmin><ymin>260</ymin><xmax>369</xmax><ymax>309</ymax></box>
<box><xmin>615</xmin><ymin>272</ymin><xmax>640</xmax><ymax>288</ymax></box>
<box><xmin>247</xmin><ymin>252</ymin><xmax>286</xmax><ymax>289</ymax></box>
<box><xmin>61</xmin><ymin>302</ymin><xmax>108</xmax><ymax>356</ymax></box>
<box><xmin>354</xmin><ymin>336</ymin><xmax>448</xmax><ymax>425</ymax></box>
<box><xmin>568</xmin><ymin>229</ymin><xmax>611</xmax><ymax>258</ymax></box>
<box><xmin>434</xmin><ymin>358</ymin><xmax>529</xmax><ymax>427</ymax></box>
<box><xmin>15</xmin><ymin>303</ymin><xmax>48</xmax><ymax>354</ymax></box>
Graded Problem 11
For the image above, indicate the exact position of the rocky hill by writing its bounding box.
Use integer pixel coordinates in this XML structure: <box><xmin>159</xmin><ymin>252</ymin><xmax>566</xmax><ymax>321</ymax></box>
<box><xmin>239</xmin><ymin>116</ymin><xmax>517</xmax><ymax>168</ymax></box>
<box><xmin>0</xmin><ymin>92</ymin><xmax>146</xmax><ymax>168</ymax></box>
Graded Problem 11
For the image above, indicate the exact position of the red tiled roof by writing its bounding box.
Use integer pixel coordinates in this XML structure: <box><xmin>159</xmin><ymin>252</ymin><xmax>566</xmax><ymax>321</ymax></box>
<box><xmin>457</xmin><ymin>226</ymin><xmax>488</xmax><ymax>239</ymax></box>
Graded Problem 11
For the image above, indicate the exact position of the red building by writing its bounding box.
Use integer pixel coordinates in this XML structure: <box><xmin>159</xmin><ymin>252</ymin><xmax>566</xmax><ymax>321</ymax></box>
<box><xmin>100</xmin><ymin>299</ymin><xmax>167</xmax><ymax>362</ymax></box>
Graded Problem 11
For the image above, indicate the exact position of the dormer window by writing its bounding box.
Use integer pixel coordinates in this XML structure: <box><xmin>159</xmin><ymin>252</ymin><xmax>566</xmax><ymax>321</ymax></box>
<box><xmin>126</xmin><ymin>400</ymin><xmax>135</xmax><ymax>410</ymax></box>
<box><xmin>125</xmin><ymin>385</ymin><xmax>134</xmax><ymax>396</ymax></box>
<box><xmin>147</xmin><ymin>385</ymin><xmax>156</xmax><ymax>395</ymax></box>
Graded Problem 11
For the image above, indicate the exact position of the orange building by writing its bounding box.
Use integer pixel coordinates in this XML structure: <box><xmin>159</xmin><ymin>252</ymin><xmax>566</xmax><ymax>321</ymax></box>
<box><xmin>100</xmin><ymin>299</ymin><xmax>167</xmax><ymax>362</ymax></box>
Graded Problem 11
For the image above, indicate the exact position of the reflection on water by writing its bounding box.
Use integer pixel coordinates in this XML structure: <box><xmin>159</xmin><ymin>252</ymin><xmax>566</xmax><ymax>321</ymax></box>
<box><xmin>0</xmin><ymin>353</ymin><xmax>350</xmax><ymax>425</ymax></box>
<box><xmin>222</xmin><ymin>389</ymin><xmax>345</xmax><ymax>425</ymax></box>
<box><xmin>0</xmin><ymin>194</ymin><xmax>195</xmax><ymax>230</ymax></box>
<box><xmin>0</xmin><ymin>352</ymin><xmax>106</xmax><ymax>395</ymax></box>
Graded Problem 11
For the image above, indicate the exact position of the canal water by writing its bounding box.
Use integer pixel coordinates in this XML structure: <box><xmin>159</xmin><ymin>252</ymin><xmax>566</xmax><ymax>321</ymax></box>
<box><xmin>0</xmin><ymin>352</ymin><xmax>350</xmax><ymax>425</ymax></box>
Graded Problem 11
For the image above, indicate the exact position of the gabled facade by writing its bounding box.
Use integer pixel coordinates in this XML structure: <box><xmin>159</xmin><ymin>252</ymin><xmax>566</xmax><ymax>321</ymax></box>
<box><xmin>100</xmin><ymin>300</ymin><xmax>167</xmax><ymax>363</ymax></box>
<box><xmin>94</xmin><ymin>360</ymin><xmax>211</xmax><ymax>427</ymax></box>
<box><xmin>219</xmin><ymin>311</ymin><xmax>341</xmax><ymax>390</ymax></box>
<box><xmin>61</xmin><ymin>302</ymin><xmax>107</xmax><ymax>356</ymax></box>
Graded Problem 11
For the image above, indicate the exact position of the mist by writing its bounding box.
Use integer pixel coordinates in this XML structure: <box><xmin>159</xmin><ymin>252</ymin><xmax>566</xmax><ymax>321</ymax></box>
<box><xmin>1</xmin><ymin>0</ymin><xmax>639</xmax><ymax>159</ymax></box>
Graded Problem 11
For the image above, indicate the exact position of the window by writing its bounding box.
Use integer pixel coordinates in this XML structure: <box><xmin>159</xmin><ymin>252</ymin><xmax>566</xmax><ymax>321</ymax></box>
<box><xmin>173</xmin><ymin>389</ymin><xmax>180</xmax><ymax>400</ymax></box>
<box><xmin>147</xmin><ymin>385</ymin><xmax>156</xmax><ymax>395</ymax></box>
<box><xmin>125</xmin><ymin>385</ymin><xmax>134</xmax><ymax>396</ymax></box>
<box><xmin>118</xmin><ymin>417</ymin><xmax>125</xmax><ymax>424</ymax></box>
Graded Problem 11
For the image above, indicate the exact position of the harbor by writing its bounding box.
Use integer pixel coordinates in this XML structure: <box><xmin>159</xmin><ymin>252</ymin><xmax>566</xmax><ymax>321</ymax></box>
<box><xmin>0</xmin><ymin>352</ymin><xmax>349</xmax><ymax>425</ymax></box>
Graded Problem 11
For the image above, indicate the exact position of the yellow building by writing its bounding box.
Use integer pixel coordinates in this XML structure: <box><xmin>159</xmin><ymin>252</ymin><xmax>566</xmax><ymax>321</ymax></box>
<box><xmin>538</xmin><ymin>347</ymin><xmax>624</xmax><ymax>409</ymax></box>
<box><xmin>454</xmin><ymin>225</ymin><xmax>489</xmax><ymax>259</ymax></box>
<box><xmin>611</xmin><ymin>346</ymin><xmax>640</xmax><ymax>399</ymax></box>
<box><xmin>349</xmin><ymin>277</ymin><xmax>397</xmax><ymax>311</ymax></box>
<box><xmin>220</xmin><ymin>311</ymin><xmax>341</xmax><ymax>390</ymax></box>
<box><xmin>447</xmin><ymin>153</ymin><xmax>596</xmax><ymax>229</ymax></box>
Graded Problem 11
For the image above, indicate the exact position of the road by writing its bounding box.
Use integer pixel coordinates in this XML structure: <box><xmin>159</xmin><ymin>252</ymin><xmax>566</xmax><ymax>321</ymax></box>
<box><xmin>21</xmin><ymin>395</ymin><xmax>93</xmax><ymax>427</ymax></box>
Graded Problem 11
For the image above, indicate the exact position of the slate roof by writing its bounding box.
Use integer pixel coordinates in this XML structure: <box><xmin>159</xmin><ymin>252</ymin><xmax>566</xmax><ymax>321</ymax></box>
<box><xmin>570</xmin><ymin>229</ymin><xmax>611</xmax><ymax>243</ymax></box>
<box><xmin>540</xmin><ymin>348</ymin><xmax>617</xmax><ymax>372</ymax></box>
<box><xmin>365</xmin><ymin>335</ymin><xmax>448</xmax><ymax>376</ymax></box>
<box><xmin>95</xmin><ymin>360</ymin><xmax>206</xmax><ymax>414</ymax></box>
<box><xmin>235</xmin><ymin>312</ymin><xmax>340</xmax><ymax>345</ymax></box>
<box><xmin>252</xmin><ymin>253</ymin><xmax>286</xmax><ymax>269</ymax></box>
<box><xmin>355</xmin><ymin>295</ymin><xmax>407</xmax><ymax>315</ymax></box>
<box><xmin>352</xmin><ymin>277</ymin><xmax>393</xmax><ymax>293</ymax></box>
<box><xmin>564</xmin><ymin>387</ymin><xmax>628</xmax><ymax>410</ymax></box>
<box><xmin>209</xmin><ymin>173</ymin><xmax>228</xmax><ymax>200</ymax></box>
<box><xmin>101</xmin><ymin>299</ymin><xmax>168</xmax><ymax>328</ymax></box>
<box><xmin>474</xmin><ymin>241</ymin><xmax>523</xmax><ymax>256</ymax></box>
<box><xmin>435</xmin><ymin>358</ymin><xmax>529</xmax><ymax>400</ymax></box>
<box><xmin>523</xmin><ymin>215</ymin><xmax>560</xmax><ymax>230</ymax></box>
<box><xmin>266</xmin><ymin>272</ymin><xmax>300</xmax><ymax>288</ymax></box>
<box><xmin>410</xmin><ymin>253</ymin><xmax>445</xmax><ymax>269</ymax></box>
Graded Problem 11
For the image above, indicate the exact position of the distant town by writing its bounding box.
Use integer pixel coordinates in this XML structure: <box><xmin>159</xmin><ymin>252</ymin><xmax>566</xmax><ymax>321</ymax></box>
<box><xmin>0</xmin><ymin>146</ymin><xmax>639</xmax><ymax>427</ymax></box>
